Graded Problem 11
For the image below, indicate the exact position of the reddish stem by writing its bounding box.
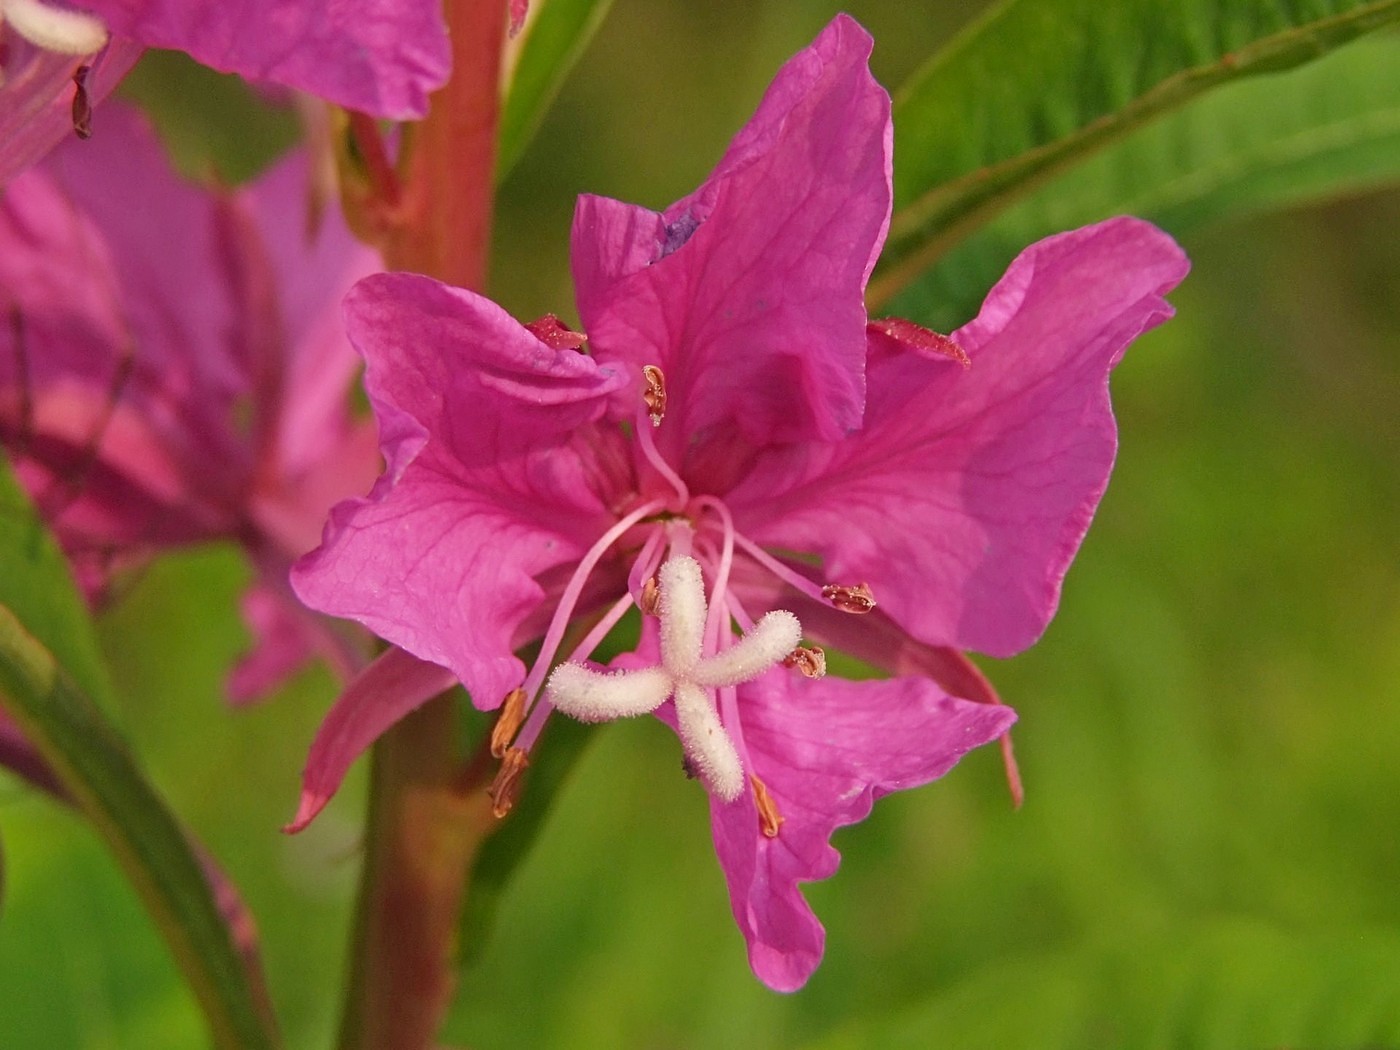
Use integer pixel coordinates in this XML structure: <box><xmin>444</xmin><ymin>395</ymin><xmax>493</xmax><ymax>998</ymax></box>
<box><xmin>336</xmin><ymin>1</ymin><xmax>508</xmax><ymax>1047</ymax></box>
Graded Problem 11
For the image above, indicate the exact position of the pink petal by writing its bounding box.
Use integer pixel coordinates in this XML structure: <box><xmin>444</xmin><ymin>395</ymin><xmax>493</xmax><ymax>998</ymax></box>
<box><xmin>572</xmin><ymin>14</ymin><xmax>890</xmax><ymax>448</ymax></box>
<box><xmin>79</xmin><ymin>0</ymin><xmax>450</xmax><ymax>118</ymax></box>
<box><xmin>0</xmin><ymin>103</ymin><xmax>252</xmax><ymax>557</ymax></box>
<box><xmin>713</xmin><ymin>673</ymin><xmax>1016</xmax><ymax>991</ymax></box>
<box><xmin>728</xmin><ymin>217</ymin><xmax>1189</xmax><ymax>656</ymax></box>
<box><xmin>290</xmin><ymin>274</ymin><xmax>629</xmax><ymax>707</ymax></box>
<box><xmin>0</xmin><ymin>37</ymin><xmax>142</xmax><ymax>184</ymax></box>
<box><xmin>285</xmin><ymin>645</ymin><xmax>456</xmax><ymax>832</ymax></box>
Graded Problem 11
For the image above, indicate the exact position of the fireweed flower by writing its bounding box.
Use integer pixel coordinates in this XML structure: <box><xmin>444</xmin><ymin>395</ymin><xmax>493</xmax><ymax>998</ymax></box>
<box><xmin>0</xmin><ymin>102</ymin><xmax>381</xmax><ymax>701</ymax></box>
<box><xmin>288</xmin><ymin>15</ymin><xmax>1188</xmax><ymax>988</ymax></box>
<box><xmin>0</xmin><ymin>0</ymin><xmax>450</xmax><ymax>184</ymax></box>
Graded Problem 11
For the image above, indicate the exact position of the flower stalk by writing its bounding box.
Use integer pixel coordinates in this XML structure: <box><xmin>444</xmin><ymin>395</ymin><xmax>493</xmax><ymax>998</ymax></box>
<box><xmin>337</xmin><ymin>0</ymin><xmax>508</xmax><ymax>1047</ymax></box>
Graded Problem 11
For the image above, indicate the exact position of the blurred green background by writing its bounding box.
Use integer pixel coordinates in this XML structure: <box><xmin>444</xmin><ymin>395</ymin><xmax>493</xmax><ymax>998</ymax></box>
<box><xmin>3</xmin><ymin>1</ymin><xmax>1399</xmax><ymax>1047</ymax></box>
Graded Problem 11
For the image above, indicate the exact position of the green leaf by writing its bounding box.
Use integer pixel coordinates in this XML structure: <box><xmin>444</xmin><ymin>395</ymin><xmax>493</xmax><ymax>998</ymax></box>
<box><xmin>497</xmin><ymin>0</ymin><xmax>616</xmax><ymax>181</ymax></box>
<box><xmin>892</xmin><ymin>34</ymin><xmax>1400</xmax><ymax>330</ymax></box>
<box><xmin>806</xmin><ymin>920</ymin><xmax>1400</xmax><ymax>1050</ymax></box>
<box><xmin>0</xmin><ymin>462</ymin><xmax>279</xmax><ymax>1048</ymax></box>
<box><xmin>875</xmin><ymin>0</ymin><xmax>1400</xmax><ymax>305</ymax></box>
<box><xmin>0</xmin><ymin>609</ymin><xmax>282</xmax><ymax>1050</ymax></box>
<box><xmin>0</xmin><ymin>456</ymin><xmax>111</xmax><ymax>707</ymax></box>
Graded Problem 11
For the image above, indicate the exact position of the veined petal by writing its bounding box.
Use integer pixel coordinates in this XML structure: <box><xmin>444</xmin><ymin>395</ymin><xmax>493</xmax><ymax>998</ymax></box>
<box><xmin>78</xmin><ymin>0</ymin><xmax>450</xmax><ymax>118</ymax></box>
<box><xmin>291</xmin><ymin>273</ymin><xmax>629</xmax><ymax>706</ymax></box>
<box><xmin>573</xmin><ymin>14</ymin><xmax>890</xmax><ymax>447</ymax></box>
<box><xmin>729</xmin><ymin>217</ymin><xmax>1189</xmax><ymax>657</ymax></box>
<box><xmin>285</xmin><ymin>646</ymin><xmax>457</xmax><ymax>833</ymax></box>
<box><xmin>712</xmin><ymin>674</ymin><xmax>1016</xmax><ymax>991</ymax></box>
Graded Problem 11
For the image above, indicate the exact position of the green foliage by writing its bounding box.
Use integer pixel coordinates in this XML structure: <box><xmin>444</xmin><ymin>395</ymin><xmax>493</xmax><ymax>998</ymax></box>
<box><xmin>119</xmin><ymin>50</ymin><xmax>301</xmax><ymax>185</ymax></box>
<box><xmin>498</xmin><ymin>0</ymin><xmax>617</xmax><ymax>181</ymax></box>
<box><xmin>877</xmin><ymin>0</ymin><xmax>1400</xmax><ymax>302</ymax></box>
<box><xmin>809</xmin><ymin>922</ymin><xmax>1400</xmax><ymax>1049</ymax></box>
<box><xmin>0</xmin><ymin>467</ymin><xmax>280</xmax><ymax>1050</ymax></box>
<box><xmin>894</xmin><ymin>33</ymin><xmax>1400</xmax><ymax>328</ymax></box>
<box><xmin>0</xmin><ymin>458</ymin><xmax>112</xmax><ymax>707</ymax></box>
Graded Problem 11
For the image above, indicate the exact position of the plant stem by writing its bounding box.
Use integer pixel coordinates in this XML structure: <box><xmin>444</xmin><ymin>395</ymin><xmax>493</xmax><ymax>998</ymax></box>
<box><xmin>336</xmin><ymin>1</ymin><xmax>507</xmax><ymax>1047</ymax></box>
<box><xmin>337</xmin><ymin>698</ymin><xmax>495</xmax><ymax>1050</ymax></box>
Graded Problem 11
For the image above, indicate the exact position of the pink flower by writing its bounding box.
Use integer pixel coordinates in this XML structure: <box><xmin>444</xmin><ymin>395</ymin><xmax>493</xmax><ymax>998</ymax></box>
<box><xmin>0</xmin><ymin>101</ymin><xmax>380</xmax><ymax>700</ymax></box>
<box><xmin>288</xmin><ymin>15</ymin><xmax>1189</xmax><ymax>988</ymax></box>
<box><xmin>0</xmin><ymin>0</ymin><xmax>449</xmax><ymax>183</ymax></box>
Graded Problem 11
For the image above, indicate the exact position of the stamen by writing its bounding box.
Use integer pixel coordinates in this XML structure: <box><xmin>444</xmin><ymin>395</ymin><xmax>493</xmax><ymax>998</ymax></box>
<box><xmin>488</xmin><ymin>747</ymin><xmax>530</xmax><ymax>818</ymax></box>
<box><xmin>730</xmin><ymin>531</ymin><xmax>829</xmax><ymax>604</ymax></box>
<box><xmin>523</xmin><ymin>313</ymin><xmax>587</xmax><ymax>351</ymax></box>
<box><xmin>518</xmin><ymin>496</ymin><xmax>667</xmax><ymax>701</ymax></box>
<box><xmin>489</xmin><ymin>687</ymin><xmax>528</xmax><ymax>758</ymax></box>
<box><xmin>750</xmin><ymin>774</ymin><xmax>784</xmax><ymax>838</ymax></box>
<box><xmin>867</xmin><ymin>317</ymin><xmax>971</xmax><ymax>367</ymax></box>
<box><xmin>783</xmin><ymin>645</ymin><xmax>827</xmax><ymax>679</ymax></box>
<box><xmin>641</xmin><ymin>364</ymin><xmax>667</xmax><ymax>426</ymax></box>
<box><xmin>691</xmin><ymin>495</ymin><xmax>735</xmax><ymax>639</ymax></box>
<box><xmin>71</xmin><ymin>63</ymin><xmax>93</xmax><ymax>139</ymax></box>
<box><xmin>633</xmin><ymin>396</ymin><xmax>688</xmax><ymax>505</ymax></box>
<box><xmin>821</xmin><ymin>581</ymin><xmax>877</xmax><ymax>614</ymax></box>
<box><xmin>1</xmin><ymin>0</ymin><xmax>109</xmax><ymax>54</ymax></box>
<box><xmin>639</xmin><ymin>575</ymin><xmax>660</xmax><ymax>615</ymax></box>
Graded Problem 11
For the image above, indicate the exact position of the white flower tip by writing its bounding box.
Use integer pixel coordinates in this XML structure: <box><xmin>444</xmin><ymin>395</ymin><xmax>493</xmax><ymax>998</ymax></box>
<box><xmin>546</xmin><ymin>663</ymin><xmax>672</xmax><ymax>722</ymax></box>
<box><xmin>2</xmin><ymin>0</ymin><xmax>109</xmax><ymax>55</ymax></box>
<box><xmin>674</xmin><ymin>682</ymin><xmax>744</xmax><ymax>801</ymax></box>
<box><xmin>658</xmin><ymin>555</ymin><xmax>706</xmax><ymax>672</ymax></box>
<box><xmin>692</xmin><ymin>608</ymin><xmax>803</xmax><ymax>688</ymax></box>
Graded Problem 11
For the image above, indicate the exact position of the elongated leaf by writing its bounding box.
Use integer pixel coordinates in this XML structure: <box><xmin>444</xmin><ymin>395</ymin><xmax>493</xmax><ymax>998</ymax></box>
<box><xmin>498</xmin><ymin>0</ymin><xmax>616</xmax><ymax>180</ymax></box>
<box><xmin>893</xmin><ymin>34</ymin><xmax>1400</xmax><ymax>328</ymax></box>
<box><xmin>0</xmin><ymin>461</ymin><xmax>279</xmax><ymax>1048</ymax></box>
<box><xmin>0</xmin><ymin>457</ymin><xmax>111</xmax><ymax>707</ymax></box>
<box><xmin>0</xmin><ymin>609</ymin><xmax>281</xmax><ymax>1050</ymax></box>
<box><xmin>875</xmin><ymin>0</ymin><xmax>1400</xmax><ymax>304</ymax></box>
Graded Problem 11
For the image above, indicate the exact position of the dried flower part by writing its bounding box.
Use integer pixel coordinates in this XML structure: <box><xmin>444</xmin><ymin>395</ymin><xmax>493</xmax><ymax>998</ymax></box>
<box><xmin>639</xmin><ymin>574</ymin><xmax>661</xmax><ymax>616</ymax></box>
<box><xmin>867</xmin><ymin>317</ymin><xmax>970</xmax><ymax>367</ymax></box>
<box><xmin>488</xmin><ymin>747</ymin><xmax>530</xmax><ymax>818</ymax></box>
<box><xmin>641</xmin><ymin>364</ymin><xmax>667</xmax><ymax>426</ymax></box>
<box><xmin>70</xmin><ymin>64</ymin><xmax>93</xmax><ymax>139</ymax></box>
<box><xmin>783</xmin><ymin>645</ymin><xmax>826</xmax><ymax>679</ymax></box>
<box><xmin>489</xmin><ymin>686</ymin><xmax>528</xmax><ymax>758</ymax></box>
<box><xmin>821</xmin><ymin>582</ymin><xmax>876</xmax><ymax>614</ymax></box>
<box><xmin>750</xmin><ymin>774</ymin><xmax>784</xmax><ymax>838</ymax></box>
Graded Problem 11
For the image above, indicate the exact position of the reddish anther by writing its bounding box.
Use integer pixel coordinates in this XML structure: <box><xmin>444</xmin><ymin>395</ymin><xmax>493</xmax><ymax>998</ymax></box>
<box><xmin>868</xmin><ymin>316</ymin><xmax>970</xmax><ymax>367</ymax></box>
<box><xmin>641</xmin><ymin>364</ymin><xmax>667</xmax><ymax>426</ymax></box>
<box><xmin>524</xmin><ymin>314</ymin><xmax>586</xmax><ymax>351</ymax></box>
<box><xmin>821</xmin><ymin>582</ymin><xmax>876</xmax><ymax>614</ymax></box>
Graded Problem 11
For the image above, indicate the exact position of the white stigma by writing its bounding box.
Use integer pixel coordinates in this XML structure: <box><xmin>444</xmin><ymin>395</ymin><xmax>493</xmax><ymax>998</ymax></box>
<box><xmin>546</xmin><ymin>555</ymin><xmax>802</xmax><ymax>801</ymax></box>
<box><xmin>1</xmin><ymin>0</ymin><xmax>109</xmax><ymax>55</ymax></box>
